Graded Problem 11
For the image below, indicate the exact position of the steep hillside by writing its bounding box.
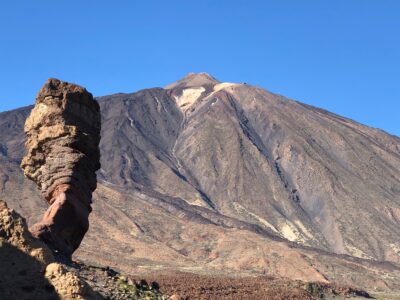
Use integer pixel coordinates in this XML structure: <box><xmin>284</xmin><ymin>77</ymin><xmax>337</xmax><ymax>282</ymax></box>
<box><xmin>1</xmin><ymin>73</ymin><xmax>400</xmax><ymax>292</ymax></box>
<box><xmin>97</xmin><ymin>72</ymin><xmax>400</xmax><ymax>261</ymax></box>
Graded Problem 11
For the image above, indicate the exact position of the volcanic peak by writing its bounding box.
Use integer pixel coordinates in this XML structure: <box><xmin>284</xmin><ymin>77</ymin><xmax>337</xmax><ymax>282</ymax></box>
<box><xmin>165</xmin><ymin>72</ymin><xmax>220</xmax><ymax>89</ymax></box>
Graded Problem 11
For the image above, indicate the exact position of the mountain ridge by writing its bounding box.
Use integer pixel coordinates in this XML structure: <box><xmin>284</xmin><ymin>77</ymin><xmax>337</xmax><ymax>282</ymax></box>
<box><xmin>1</xmin><ymin>74</ymin><xmax>400</xmax><ymax>291</ymax></box>
<box><xmin>2</xmin><ymin>75</ymin><xmax>398</xmax><ymax>140</ymax></box>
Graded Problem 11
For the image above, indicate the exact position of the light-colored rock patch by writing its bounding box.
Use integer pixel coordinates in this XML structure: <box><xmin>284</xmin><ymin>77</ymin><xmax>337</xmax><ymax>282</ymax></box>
<box><xmin>174</xmin><ymin>87</ymin><xmax>205</xmax><ymax>110</ymax></box>
<box><xmin>345</xmin><ymin>243</ymin><xmax>373</xmax><ymax>259</ymax></box>
<box><xmin>294</xmin><ymin>220</ymin><xmax>314</xmax><ymax>240</ymax></box>
<box><xmin>213</xmin><ymin>82</ymin><xmax>237</xmax><ymax>93</ymax></box>
<box><xmin>45</xmin><ymin>263</ymin><xmax>97</xmax><ymax>300</ymax></box>
<box><xmin>280</xmin><ymin>223</ymin><xmax>300</xmax><ymax>242</ymax></box>
<box><xmin>233</xmin><ymin>202</ymin><xmax>279</xmax><ymax>233</ymax></box>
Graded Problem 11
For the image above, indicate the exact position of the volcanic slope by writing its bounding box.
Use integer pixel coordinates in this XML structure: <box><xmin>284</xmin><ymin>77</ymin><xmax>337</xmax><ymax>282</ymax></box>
<box><xmin>1</xmin><ymin>73</ymin><xmax>400</xmax><ymax>291</ymax></box>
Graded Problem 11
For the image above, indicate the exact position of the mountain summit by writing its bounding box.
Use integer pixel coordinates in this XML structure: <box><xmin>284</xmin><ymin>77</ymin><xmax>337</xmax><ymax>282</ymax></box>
<box><xmin>164</xmin><ymin>72</ymin><xmax>220</xmax><ymax>89</ymax></box>
<box><xmin>1</xmin><ymin>74</ymin><xmax>400</xmax><ymax>291</ymax></box>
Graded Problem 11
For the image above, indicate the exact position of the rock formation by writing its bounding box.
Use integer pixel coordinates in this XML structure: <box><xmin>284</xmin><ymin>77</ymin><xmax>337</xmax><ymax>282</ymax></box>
<box><xmin>0</xmin><ymin>200</ymin><xmax>99</xmax><ymax>299</ymax></box>
<box><xmin>21</xmin><ymin>78</ymin><xmax>101</xmax><ymax>257</ymax></box>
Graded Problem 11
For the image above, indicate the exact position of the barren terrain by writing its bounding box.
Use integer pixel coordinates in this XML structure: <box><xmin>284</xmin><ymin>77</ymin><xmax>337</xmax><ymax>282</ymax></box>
<box><xmin>1</xmin><ymin>73</ymin><xmax>400</xmax><ymax>295</ymax></box>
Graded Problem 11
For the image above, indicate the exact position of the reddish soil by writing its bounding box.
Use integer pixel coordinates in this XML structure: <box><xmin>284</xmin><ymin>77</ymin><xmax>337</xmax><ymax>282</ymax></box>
<box><xmin>75</xmin><ymin>264</ymin><xmax>372</xmax><ymax>299</ymax></box>
<box><xmin>143</xmin><ymin>273</ymin><xmax>315</xmax><ymax>300</ymax></box>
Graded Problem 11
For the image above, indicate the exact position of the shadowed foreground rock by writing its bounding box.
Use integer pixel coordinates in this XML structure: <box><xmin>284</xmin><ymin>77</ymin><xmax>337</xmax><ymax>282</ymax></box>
<box><xmin>0</xmin><ymin>200</ymin><xmax>101</xmax><ymax>299</ymax></box>
<box><xmin>21</xmin><ymin>78</ymin><xmax>101</xmax><ymax>257</ymax></box>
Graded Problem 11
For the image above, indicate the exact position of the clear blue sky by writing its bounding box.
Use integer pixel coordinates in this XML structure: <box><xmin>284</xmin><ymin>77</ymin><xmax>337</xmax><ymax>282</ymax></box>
<box><xmin>0</xmin><ymin>1</ymin><xmax>399</xmax><ymax>136</ymax></box>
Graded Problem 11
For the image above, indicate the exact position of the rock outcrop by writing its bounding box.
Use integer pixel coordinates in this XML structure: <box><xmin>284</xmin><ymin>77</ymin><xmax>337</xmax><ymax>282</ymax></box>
<box><xmin>0</xmin><ymin>200</ymin><xmax>99</xmax><ymax>299</ymax></box>
<box><xmin>21</xmin><ymin>78</ymin><xmax>101</xmax><ymax>257</ymax></box>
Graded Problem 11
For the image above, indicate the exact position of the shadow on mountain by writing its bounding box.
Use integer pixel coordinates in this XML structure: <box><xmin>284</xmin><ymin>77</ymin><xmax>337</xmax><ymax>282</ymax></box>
<box><xmin>0</xmin><ymin>243</ymin><xmax>60</xmax><ymax>300</ymax></box>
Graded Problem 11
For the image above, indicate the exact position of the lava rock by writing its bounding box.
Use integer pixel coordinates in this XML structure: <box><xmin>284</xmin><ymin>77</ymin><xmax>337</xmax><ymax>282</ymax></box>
<box><xmin>21</xmin><ymin>78</ymin><xmax>101</xmax><ymax>257</ymax></box>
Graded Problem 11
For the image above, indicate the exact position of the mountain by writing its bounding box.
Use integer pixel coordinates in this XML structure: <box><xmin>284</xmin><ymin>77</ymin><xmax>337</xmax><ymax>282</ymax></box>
<box><xmin>1</xmin><ymin>73</ymin><xmax>400</xmax><ymax>292</ymax></box>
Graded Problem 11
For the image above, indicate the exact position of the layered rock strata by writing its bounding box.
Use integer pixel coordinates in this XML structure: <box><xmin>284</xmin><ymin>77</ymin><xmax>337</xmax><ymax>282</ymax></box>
<box><xmin>21</xmin><ymin>78</ymin><xmax>101</xmax><ymax>257</ymax></box>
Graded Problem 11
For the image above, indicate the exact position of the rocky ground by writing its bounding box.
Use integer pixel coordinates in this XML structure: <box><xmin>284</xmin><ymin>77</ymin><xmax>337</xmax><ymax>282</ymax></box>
<box><xmin>71</xmin><ymin>263</ymin><xmax>375</xmax><ymax>300</ymax></box>
<box><xmin>72</xmin><ymin>263</ymin><xmax>167</xmax><ymax>300</ymax></box>
<box><xmin>0</xmin><ymin>198</ymin><xmax>387</xmax><ymax>299</ymax></box>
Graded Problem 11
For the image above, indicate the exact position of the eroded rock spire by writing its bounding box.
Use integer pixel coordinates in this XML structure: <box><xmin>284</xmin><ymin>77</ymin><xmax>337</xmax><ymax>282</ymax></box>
<box><xmin>21</xmin><ymin>78</ymin><xmax>101</xmax><ymax>257</ymax></box>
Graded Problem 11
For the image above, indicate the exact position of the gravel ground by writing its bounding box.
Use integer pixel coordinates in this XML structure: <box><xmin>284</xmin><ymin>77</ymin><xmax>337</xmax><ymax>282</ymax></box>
<box><xmin>69</xmin><ymin>263</ymin><xmax>375</xmax><ymax>300</ymax></box>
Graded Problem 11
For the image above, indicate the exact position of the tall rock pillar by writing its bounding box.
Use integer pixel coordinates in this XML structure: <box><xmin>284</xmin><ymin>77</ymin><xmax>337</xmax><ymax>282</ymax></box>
<box><xmin>21</xmin><ymin>78</ymin><xmax>101</xmax><ymax>257</ymax></box>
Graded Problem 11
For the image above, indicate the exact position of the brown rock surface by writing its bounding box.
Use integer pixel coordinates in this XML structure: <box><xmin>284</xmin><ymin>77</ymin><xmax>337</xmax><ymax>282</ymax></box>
<box><xmin>0</xmin><ymin>200</ymin><xmax>100</xmax><ymax>299</ymax></box>
<box><xmin>20</xmin><ymin>78</ymin><xmax>101</xmax><ymax>257</ymax></box>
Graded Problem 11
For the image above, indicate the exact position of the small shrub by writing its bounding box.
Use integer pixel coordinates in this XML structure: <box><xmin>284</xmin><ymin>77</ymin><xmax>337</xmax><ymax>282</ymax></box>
<box><xmin>304</xmin><ymin>282</ymin><xmax>321</xmax><ymax>297</ymax></box>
